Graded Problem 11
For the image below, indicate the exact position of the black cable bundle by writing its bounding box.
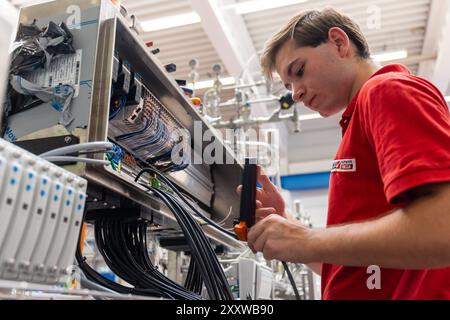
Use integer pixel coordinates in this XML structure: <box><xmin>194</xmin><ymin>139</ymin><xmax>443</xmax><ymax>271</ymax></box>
<box><xmin>184</xmin><ymin>255</ymin><xmax>203</xmax><ymax>295</ymax></box>
<box><xmin>75</xmin><ymin>164</ymin><xmax>233</xmax><ymax>300</ymax></box>
<box><xmin>135</xmin><ymin>167</ymin><xmax>236</xmax><ymax>238</ymax></box>
<box><xmin>135</xmin><ymin>166</ymin><xmax>301</xmax><ymax>300</ymax></box>
<box><xmin>76</xmin><ymin>164</ymin><xmax>295</xmax><ymax>300</ymax></box>
<box><xmin>95</xmin><ymin>218</ymin><xmax>202</xmax><ymax>300</ymax></box>
<box><xmin>146</xmin><ymin>187</ymin><xmax>234</xmax><ymax>300</ymax></box>
<box><xmin>135</xmin><ymin>167</ymin><xmax>234</xmax><ymax>300</ymax></box>
<box><xmin>76</xmin><ymin>219</ymin><xmax>202</xmax><ymax>299</ymax></box>
<box><xmin>76</xmin><ymin>239</ymin><xmax>162</xmax><ymax>297</ymax></box>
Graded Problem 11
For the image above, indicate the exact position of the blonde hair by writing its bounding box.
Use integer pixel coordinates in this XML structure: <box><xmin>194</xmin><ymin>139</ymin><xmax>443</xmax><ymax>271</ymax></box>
<box><xmin>260</xmin><ymin>8</ymin><xmax>370</xmax><ymax>79</ymax></box>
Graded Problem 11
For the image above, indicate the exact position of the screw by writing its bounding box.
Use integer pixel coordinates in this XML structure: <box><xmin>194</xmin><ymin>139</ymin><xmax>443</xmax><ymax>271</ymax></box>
<box><xmin>48</xmin><ymin>266</ymin><xmax>58</xmax><ymax>274</ymax></box>
<box><xmin>34</xmin><ymin>264</ymin><xmax>44</xmax><ymax>273</ymax></box>
<box><xmin>19</xmin><ymin>261</ymin><xmax>30</xmax><ymax>270</ymax></box>
<box><xmin>64</xmin><ymin>136</ymin><xmax>73</xmax><ymax>144</ymax></box>
<box><xmin>5</xmin><ymin>259</ymin><xmax>15</xmax><ymax>268</ymax></box>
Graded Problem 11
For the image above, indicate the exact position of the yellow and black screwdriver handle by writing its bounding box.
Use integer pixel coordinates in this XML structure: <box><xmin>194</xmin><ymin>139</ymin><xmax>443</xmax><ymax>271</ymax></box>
<box><xmin>234</xmin><ymin>158</ymin><xmax>257</xmax><ymax>241</ymax></box>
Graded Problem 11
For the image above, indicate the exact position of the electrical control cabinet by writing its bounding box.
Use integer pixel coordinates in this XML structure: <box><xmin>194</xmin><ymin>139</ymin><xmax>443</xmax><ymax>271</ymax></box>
<box><xmin>1</xmin><ymin>0</ymin><xmax>244</xmax><ymax>248</ymax></box>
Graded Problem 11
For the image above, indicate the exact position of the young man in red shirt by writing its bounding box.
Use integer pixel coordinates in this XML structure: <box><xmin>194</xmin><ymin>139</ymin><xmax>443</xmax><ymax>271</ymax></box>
<box><xmin>243</xmin><ymin>8</ymin><xmax>450</xmax><ymax>299</ymax></box>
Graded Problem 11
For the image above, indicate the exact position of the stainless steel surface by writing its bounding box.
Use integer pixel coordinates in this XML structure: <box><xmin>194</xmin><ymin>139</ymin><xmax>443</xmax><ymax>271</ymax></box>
<box><xmin>86</xmin><ymin>11</ymin><xmax>116</xmax><ymax>147</ymax></box>
<box><xmin>18</xmin><ymin>0</ymin><xmax>101</xmax><ymax>18</ymax></box>
<box><xmin>168</xmin><ymin>163</ymin><xmax>214</xmax><ymax>207</ymax></box>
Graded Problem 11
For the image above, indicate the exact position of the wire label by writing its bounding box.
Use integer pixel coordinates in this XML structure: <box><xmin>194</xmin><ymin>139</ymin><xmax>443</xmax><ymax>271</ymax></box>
<box><xmin>24</xmin><ymin>49</ymin><xmax>83</xmax><ymax>98</ymax></box>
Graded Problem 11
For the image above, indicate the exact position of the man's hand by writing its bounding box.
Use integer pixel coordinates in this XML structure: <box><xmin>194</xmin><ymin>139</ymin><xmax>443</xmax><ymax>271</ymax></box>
<box><xmin>236</xmin><ymin>165</ymin><xmax>323</xmax><ymax>274</ymax></box>
<box><xmin>247</xmin><ymin>214</ymin><xmax>315</xmax><ymax>263</ymax></box>
<box><xmin>236</xmin><ymin>166</ymin><xmax>288</xmax><ymax>220</ymax></box>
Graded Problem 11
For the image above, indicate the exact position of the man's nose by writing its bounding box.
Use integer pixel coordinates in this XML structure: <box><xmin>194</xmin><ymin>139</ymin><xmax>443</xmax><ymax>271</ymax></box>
<box><xmin>291</xmin><ymin>86</ymin><xmax>305</xmax><ymax>102</ymax></box>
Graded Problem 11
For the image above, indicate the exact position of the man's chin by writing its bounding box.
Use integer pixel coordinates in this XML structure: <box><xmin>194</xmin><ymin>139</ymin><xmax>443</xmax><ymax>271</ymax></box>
<box><xmin>318</xmin><ymin>108</ymin><xmax>342</xmax><ymax>118</ymax></box>
<box><xmin>318</xmin><ymin>111</ymin><xmax>328</xmax><ymax>118</ymax></box>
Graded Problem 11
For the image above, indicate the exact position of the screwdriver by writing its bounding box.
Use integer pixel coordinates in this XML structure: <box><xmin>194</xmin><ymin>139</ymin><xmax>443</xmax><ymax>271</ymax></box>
<box><xmin>234</xmin><ymin>158</ymin><xmax>257</xmax><ymax>241</ymax></box>
<box><xmin>234</xmin><ymin>159</ymin><xmax>300</xmax><ymax>300</ymax></box>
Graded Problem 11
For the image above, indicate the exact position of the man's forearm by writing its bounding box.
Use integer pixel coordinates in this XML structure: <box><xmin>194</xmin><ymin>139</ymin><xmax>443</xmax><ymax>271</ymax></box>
<box><xmin>283</xmin><ymin>212</ymin><xmax>322</xmax><ymax>275</ymax></box>
<box><xmin>308</xmin><ymin>184</ymin><xmax>450</xmax><ymax>269</ymax></box>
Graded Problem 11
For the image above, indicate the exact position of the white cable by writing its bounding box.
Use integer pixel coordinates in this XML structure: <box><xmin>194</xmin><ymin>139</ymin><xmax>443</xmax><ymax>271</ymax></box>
<box><xmin>237</xmin><ymin>248</ymin><xmax>252</xmax><ymax>259</ymax></box>
<box><xmin>39</xmin><ymin>142</ymin><xmax>114</xmax><ymax>157</ymax></box>
<box><xmin>217</xmin><ymin>206</ymin><xmax>233</xmax><ymax>226</ymax></box>
<box><xmin>43</xmin><ymin>156</ymin><xmax>110</xmax><ymax>166</ymax></box>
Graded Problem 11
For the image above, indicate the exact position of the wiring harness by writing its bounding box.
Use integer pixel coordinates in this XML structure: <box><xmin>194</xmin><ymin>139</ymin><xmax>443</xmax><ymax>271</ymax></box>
<box><xmin>145</xmin><ymin>187</ymin><xmax>234</xmax><ymax>300</ymax></box>
<box><xmin>135</xmin><ymin>165</ymin><xmax>300</xmax><ymax>300</ymax></box>
<box><xmin>109</xmin><ymin>94</ymin><xmax>190</xmax><ymax>172</ymax></box>
<box><xmin>95</xmin><ymin>218</ymin><xmax>202</xmax><ymax>299</ymax></box>
<box><xmin>106</xmin><ymin>143</ymin><xmax>125</xmax><ymax>171</ymax></box>
<box><xmin>134</xmin><ymin>166</ymin><xmax>234</xmax><ymax>299</ymax></box>
<box><xmin>65</xmin><ymin>151</ymin><xmax>297</xmax><ymax>300</ymax></box>
<box><xmin>135</xmin><ymin>167</ymin><xmax>236</xmax><ymax>238</ymax></box>
<box><xmin>76</xmin><ymin>217</ymin><xmax>203</xmax><ymax>299</ymax></box>
<box><xmin>76</xmin><ymin>165</ymin><xmax>234</xmax><ymax>300</ymax></box>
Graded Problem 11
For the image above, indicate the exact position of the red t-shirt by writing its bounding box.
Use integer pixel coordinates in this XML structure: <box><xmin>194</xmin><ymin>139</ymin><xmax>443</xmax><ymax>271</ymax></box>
<box><xmin>322</xmin><ymin>64</ymin><xmax>450</xmax><ymax>300</ymax></box>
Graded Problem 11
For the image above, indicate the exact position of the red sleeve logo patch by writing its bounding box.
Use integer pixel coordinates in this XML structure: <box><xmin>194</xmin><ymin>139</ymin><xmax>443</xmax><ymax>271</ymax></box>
<box><xmin>331</xmin><ymin>159</ymin><xmax>356</xmax><ymax>172</ymax></box>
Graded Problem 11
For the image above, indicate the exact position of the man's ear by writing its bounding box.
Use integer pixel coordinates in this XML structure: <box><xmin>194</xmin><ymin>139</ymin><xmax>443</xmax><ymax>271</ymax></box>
<box><xmin>328</xmin><ymin>27</ymin><xmax>351</xmax><ymax>58</ymax></box>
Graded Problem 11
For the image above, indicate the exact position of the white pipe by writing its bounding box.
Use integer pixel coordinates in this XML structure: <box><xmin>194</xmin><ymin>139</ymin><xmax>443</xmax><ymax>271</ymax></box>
<box><xmin>222</xmin><ymin>80</ymin><xmax>266</xmax><ymax>90</ymax></box>
<box><xmin>219</xmin><ymin>95</ymin><xmax>278</xmax><ymax>108</ymax></box>
<box><xmin>212</xmin><ymin>107</ymin><xmax>286</xmax><ymax>128</ymax></box>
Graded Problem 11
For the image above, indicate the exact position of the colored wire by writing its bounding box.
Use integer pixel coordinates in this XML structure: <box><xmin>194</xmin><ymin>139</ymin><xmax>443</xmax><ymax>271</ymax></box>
<box><xmin>109</xmin><ymin>95</ymin><xmax>127</xmax><ymax>120</ymax></box>
<box><xmin>106</xmin><ymin>144</ymin><xmax>124</xmax><ymax>170</ymax></box>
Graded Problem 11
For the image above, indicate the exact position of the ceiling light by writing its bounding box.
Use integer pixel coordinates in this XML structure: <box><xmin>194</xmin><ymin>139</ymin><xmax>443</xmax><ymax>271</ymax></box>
<box><xmin>445</xmin><ymin>96</ymin><xmax>450</xmax><ymax>103</ymax></box>
<box><xmin>229</xmin><ymin>0</ymin><xmax>309</xmax><ymax>15</ymax></box>
<box><xmin>186</xmin><ymin>77</ymin><xmax>236</xmax><ymax>90</ymax></box>
<box><xmin>140</xmin><ymin>12</ymin><xmax>201</xmax><ymax>32</ymax></box>
<box><xmin>372</xmin><ymin>49</ymin><xmax>408</xmax><ymax>62</ymax></box>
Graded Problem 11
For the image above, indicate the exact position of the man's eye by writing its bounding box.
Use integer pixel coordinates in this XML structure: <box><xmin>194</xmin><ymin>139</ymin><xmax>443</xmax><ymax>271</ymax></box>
<box><xmin>297</xmin><ymin>65</ymin><xmax>305</xmax><ymax>77</ymax></box>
